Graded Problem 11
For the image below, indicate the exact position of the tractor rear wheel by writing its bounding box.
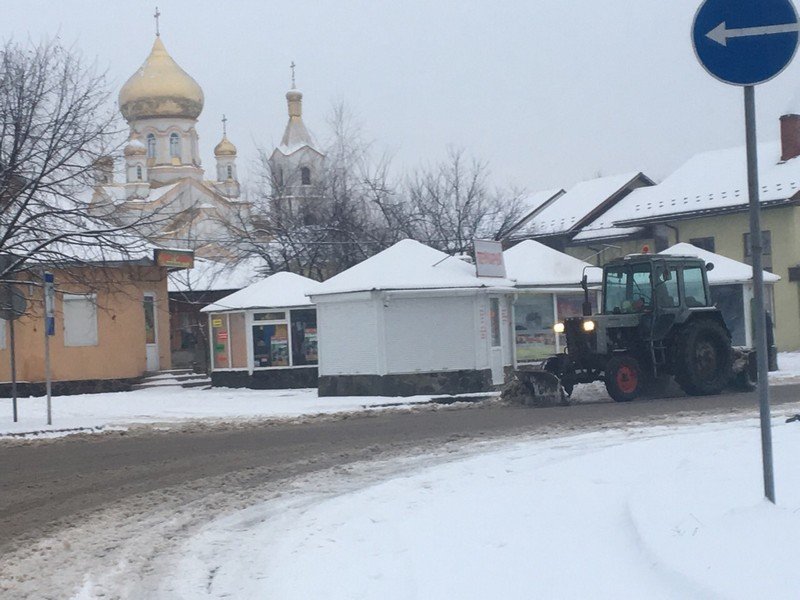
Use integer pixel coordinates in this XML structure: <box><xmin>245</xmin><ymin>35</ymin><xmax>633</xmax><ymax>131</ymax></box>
<box><xmin>605</xmin><ymin>355</ymin><xmax>643</xmax><ymax>402</ymax></box>
<box><xmin>673</xmin><ymin>320</ymin><xmax>732</xmax><ymax>396</ymax></box>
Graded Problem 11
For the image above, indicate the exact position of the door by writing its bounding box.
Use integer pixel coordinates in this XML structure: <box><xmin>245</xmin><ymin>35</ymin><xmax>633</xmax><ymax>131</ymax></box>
<box><xmin>144</xmin><ymin>293</ymin><xmax>159</xmax><ymax>372</ymax></box>
<box><xmin>489</xmin><ymin>296</ymin><xmax>504</xmax><ymax>384</ymax></box>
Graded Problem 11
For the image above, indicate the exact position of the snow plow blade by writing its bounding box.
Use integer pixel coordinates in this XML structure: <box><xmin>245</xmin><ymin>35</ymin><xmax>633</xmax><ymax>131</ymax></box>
<box><xmin>509</xmin><ymin>364</ymin><xmax>566</xmax><ymax>407</ymax></box>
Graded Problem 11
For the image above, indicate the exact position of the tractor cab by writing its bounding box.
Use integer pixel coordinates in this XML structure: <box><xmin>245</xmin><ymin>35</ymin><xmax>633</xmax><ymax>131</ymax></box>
<box><xmin>600</xmin><ymin>254</ymin><xmax>714</xmax><ymax>316</ymax></box>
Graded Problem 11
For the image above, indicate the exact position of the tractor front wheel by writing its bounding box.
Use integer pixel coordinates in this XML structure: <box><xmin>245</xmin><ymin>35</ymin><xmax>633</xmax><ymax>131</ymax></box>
<box><xmin>605</xmin><ymin>355</ymin><xmax>643</xmax><ymax>402</ymax></box>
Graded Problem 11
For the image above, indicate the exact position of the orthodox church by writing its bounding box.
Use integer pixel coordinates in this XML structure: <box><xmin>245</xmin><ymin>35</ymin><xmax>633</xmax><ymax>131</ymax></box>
<box><xmin>90</xmin><ymin>32</ymin><xmax>248</xmax><ymax>259</ymax></box>
<box><xmin>91</xmin><ymin>23</ymin><xmax>326</xmax><ymax>259</ymax></box>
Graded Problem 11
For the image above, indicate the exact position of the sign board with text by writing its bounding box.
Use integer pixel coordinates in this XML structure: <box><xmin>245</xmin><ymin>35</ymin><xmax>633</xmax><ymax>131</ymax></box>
<box><xmin>474</xmin><ymin>240</ymin><xmax>506</xmax><ymax>278</ymax></box>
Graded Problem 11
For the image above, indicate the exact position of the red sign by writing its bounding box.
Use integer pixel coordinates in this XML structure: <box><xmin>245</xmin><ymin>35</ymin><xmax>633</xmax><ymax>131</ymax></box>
<box><xmin>154</xmin><ymin>249</ymin><xmax>195</xmax><ymax>269</ymax></box>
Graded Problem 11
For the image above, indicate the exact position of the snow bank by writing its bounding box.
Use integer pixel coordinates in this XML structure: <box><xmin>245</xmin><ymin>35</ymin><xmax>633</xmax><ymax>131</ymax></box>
<box><xmin>159</xmin><ymin>417</ymin><xmax>800</xmax><ymax>599</ymax></box>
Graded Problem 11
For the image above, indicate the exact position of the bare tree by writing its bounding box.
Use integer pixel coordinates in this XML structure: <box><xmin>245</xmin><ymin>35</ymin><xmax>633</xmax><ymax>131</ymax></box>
<box><xmin>404</xmin><ymin>148</ymin><xmax>526</xmax><ymax>254</ymax></box>
<box><xmin>227</xmin><ymin>103</ymin><xmax>407</xmax><ymax>279</ymax></box>
<box><xmin>0</xmin><ymin>39</ymin><xmax>156</xmax><ymax>284</ymax></box>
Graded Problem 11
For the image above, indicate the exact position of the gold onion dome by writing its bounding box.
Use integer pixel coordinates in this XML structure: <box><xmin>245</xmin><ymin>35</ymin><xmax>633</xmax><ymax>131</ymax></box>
<box><xmin>118</xmin><ymin>37</ymin><xmax>204</xmax><ymax>121</ymax></box>
<box><xmin>214</xmin><ymin>135</ymin><xmax>237</xmax><ymax>156</ymax></box>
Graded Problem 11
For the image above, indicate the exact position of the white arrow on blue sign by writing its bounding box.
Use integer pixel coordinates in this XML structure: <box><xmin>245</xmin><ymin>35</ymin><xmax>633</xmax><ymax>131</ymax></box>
<box><xmin>693</xmin><ymin>0</ymin><xmax>800</xmax><ymax>85</ymax></box>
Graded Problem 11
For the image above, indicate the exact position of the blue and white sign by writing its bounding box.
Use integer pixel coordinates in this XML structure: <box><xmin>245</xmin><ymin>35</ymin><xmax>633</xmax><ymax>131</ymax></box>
<box><xmin>693</xmin><ymin>0</ymin><xmax>799</xmax><ymax>85</ymax></box>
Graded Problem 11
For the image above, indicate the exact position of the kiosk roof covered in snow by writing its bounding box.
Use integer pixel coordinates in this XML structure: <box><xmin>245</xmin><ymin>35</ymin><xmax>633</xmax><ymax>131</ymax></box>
<box><xmin>659</xmin><ymin>243</ymin><xmax>780</xmax><ymax>285</ymax></box>
<box><xmin>310</xmin><ymin>239</ymin><xmax>514</xmax><ymax>297</ymax></box>
<box><xmin>504</xmin><ymin>240</ymin><xmax>601</xmax><ymax>287</ymax></box>
<box><xmin>201</xmin><ymin>272</ymin><xmax>319</xmax><ymax>313</ymax></box>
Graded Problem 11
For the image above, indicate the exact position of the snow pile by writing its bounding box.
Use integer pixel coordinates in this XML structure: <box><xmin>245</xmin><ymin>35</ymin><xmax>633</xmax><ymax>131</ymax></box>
<box><xmin>157</xmin><ymin>417</ymin><xmax>800</xmax><ymax>599</ymax></box>
<box><xmin>0</xmin><ymin>387</ymin><xmax>458</xmax><ymax>439</ymax></box>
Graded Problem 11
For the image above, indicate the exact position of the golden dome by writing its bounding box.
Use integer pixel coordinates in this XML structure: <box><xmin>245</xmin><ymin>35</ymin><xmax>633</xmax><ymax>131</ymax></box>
<box><xmin>214</xmin><ymin>135</ymin><xmax>237</xmax><ymax>156</ymax></box>
<box><xmin>119</xmin><ymin>37</ymin><xmax>204</xmax><ymax>121</ymax></box>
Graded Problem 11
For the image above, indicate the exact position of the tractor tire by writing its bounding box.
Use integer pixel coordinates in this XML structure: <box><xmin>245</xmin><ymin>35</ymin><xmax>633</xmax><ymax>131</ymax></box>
<box><xmin>605</xmin><ymin>355</ymin><xmax>643</xmax><ymax>402</ymax></box>
<box><xmin>673</xmin><ymin>320</ymin><xmax>732</xmax><ymax>396</ymax></box>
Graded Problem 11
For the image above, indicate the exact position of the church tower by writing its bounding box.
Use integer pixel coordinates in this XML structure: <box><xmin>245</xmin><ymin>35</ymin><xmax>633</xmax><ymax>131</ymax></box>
<box><xmin>268</xmin><ymin>64</ymin><xmax>325</xmax><ymax>202</ymax></box>
<box><xmin>118</xmin><ymin>29</ymin><xmax>205</xmax><ymax>186</ymax></box>
<box><xmin>213</xmin><ymin>115</ymin><xmax>240</xmax><ymax>198</ymax></box>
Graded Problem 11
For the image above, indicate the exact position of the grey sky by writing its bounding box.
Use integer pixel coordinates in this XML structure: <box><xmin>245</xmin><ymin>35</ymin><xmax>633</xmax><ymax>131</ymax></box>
<box><xmin>5</xmin><ymin>0</ymin><xmax>800</xmax><ymax>193</ymax></box>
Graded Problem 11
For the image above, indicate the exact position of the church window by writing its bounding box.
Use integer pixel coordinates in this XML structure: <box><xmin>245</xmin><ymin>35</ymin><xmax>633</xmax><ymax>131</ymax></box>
<box><xmin>301</xmin><ymin>166</ymin><xmax>311</xmax><ymax>185</ymax></box>
<box><xmin>136</xmin><ymin>165</ymin><xmax>142</xmax><ymax>180</ymax></box>
<box><xmin>146</xmin><ymin>134</ymin><xmax>156</xmax><ymax>158</ymax></box>
<box><xmin>227</xmin><ymin>165</ymin><xmax>233</xmax><ymax>179</ymax></box>
<box><xmin>170</xmin><ymin>133</ymin><xmax>181</xmax><ymax>158</ymax></box>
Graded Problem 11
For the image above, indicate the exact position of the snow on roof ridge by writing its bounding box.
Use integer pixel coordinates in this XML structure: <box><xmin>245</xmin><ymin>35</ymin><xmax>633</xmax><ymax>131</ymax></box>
<box><xmin>201</xmin><ymin>271</ymin><xmax>320</xmax><ymax>312</ymax></box>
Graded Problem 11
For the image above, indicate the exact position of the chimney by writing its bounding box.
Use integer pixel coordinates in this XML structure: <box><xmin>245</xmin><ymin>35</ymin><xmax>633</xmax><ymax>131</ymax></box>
<box><xmin>780</xmin><ymin>113</ymin><xmax>800</xmax><ymax>162</ymax></box>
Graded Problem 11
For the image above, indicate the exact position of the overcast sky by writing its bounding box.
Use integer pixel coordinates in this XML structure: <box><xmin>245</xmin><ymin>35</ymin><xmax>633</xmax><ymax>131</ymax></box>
<box><xmin>5</xmin><ymin>0</ymin><xmax>800</xmax><ymax>193</ymax></box>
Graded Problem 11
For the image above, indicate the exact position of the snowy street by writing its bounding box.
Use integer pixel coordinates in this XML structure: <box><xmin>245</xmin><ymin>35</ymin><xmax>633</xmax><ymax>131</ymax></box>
<box><xmin>1</xmin><ymin>373</ymin><xmax>800</xmax><ymax>598</ymax></box>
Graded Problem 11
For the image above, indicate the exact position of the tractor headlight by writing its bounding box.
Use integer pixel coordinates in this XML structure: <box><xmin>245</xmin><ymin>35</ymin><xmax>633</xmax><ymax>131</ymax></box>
<box><xmin>553</xmin><ymin>322</ymin><xmax>565</xmax><ymax>334</ymax></box>
<box><xmin>582</xmin><ymin>320</ymin><xmax>596</xmax><ymax>332</ymax></box>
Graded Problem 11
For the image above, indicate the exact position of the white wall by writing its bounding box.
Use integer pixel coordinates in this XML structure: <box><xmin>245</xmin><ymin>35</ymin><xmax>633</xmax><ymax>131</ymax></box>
<box><xmin>383</xmin><ymin>295</ymin><xmax>477</xmax><ymax>374</ymax></box>
<box><xmin>317</xmin><ymin>299</ymin><xmax>379</xmax><ymax>376</ymax></box>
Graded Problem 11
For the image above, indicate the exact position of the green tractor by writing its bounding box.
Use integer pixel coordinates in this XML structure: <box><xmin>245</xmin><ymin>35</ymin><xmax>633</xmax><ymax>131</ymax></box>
<box><xmin>517</xmin><ymin>253</ymin><xmax>757</xmax><ymax>403</ymax></box>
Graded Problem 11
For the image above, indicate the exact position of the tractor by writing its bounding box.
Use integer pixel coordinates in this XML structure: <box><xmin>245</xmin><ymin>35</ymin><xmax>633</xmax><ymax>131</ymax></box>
<box><xmin>516</xmin><ymin>253</ymin><xmax>758</xmax><ymax>403</ymax></box>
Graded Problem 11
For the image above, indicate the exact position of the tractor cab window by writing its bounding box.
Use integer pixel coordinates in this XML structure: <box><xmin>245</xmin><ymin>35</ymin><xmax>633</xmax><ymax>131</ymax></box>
<box><xmin>654</xmin><ymin>265</ymin><xmax>680</xmax><ymax>308</ymax></box>
<box><xmin>682</xmin><ymin>266</ymin><xmax>709</xmax><ymax>307</ymax></box>
<box><xmin>604</xmin><ymin>263</ymin><xmax>653</xmax><ymax>314</ymax></box>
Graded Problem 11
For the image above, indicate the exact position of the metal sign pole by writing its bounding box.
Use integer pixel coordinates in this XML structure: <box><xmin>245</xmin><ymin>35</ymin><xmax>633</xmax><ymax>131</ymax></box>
<box><xmin>9</xmin><ymin>316</ymin><xmax>17</xmax><ymax>422</ymax></box>
<box><xmin>44</xmin><ymin>272</ymin><xmax>54</xmax><ymax>425</ymax></box>
<box><xmin>743</xmin><ymin>85</ymin><xmax>776</xmax><ymax>503</ymax></box>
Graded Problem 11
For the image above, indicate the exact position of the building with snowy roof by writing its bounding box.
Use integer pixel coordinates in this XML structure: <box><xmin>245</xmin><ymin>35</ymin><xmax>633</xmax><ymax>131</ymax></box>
<box><xmin>504</xmin><ymin>172</ymin><xmax>654</xmax><ymax>251</ymax></box>
<box><xmin>200</xmin><ymin>272</ymin><xmax>320</xmax><ymax>389</ymax></box>
<box><xmin>504</xmin><ymin>240</ymin><xmax>602</xmax><ymax>361</ymax></box>
<box><xmin>566</xmin><ymin>107</ymin><xmax>800</xmax><ymax>350</ymax></box>
<box><xmin>309</xmin><ymin>239</ymin><xmax>516</xmax><ymax>396</ymax></box>
<box><xmin>0</xmin><ymin>245</ymin><xmax>174</xmax><ymax>395</ymax></box>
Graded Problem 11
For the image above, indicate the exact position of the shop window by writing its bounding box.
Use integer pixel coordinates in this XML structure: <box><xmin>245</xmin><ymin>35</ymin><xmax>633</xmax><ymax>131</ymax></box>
<box><xmin>63</xmin><ymin>294</ymin><xmax>98</xmax><ymax>346</ymax></box>
<box><xmin>743</xmin><ymin>230</ymin><xmax>772</xmax><ymax>271</ymax></box>
<box><xmin>210</xmin><ymin>314</ymin><xmax>229</xmax><ymax>369</ymax></box>
<box><xmin>290</xmin><ymin>309</ymin><xmax>318</xmax><ymax>365</ymax></box>
<box><xmin>514</xmin><ymin>294</ymin><xmax>556</xmax><ymax>361</ymax></box>
<box><xmin>682</xmin><ymin>267</ymin><xmax>708</xmax><ymax>307</ymax></box>
<box><xmin>490</xmin><ymin>298</ymin><xmax>501</xmax><ymax>347</ymax></box>
<box><xmin>252</xmin><ymin>323</ymin><xmax>289</xmax><ymax>367</ymax></box>
<box><xmin>690</xmin><ymin>236</ymin><xmax>715</xmax><ymax>252</ymax></box>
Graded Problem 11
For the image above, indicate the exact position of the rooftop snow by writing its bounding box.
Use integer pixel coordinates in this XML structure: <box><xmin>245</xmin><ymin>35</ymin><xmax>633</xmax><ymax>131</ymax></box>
<box><xmin>168</xmin><ymin>257</ymin><xmax>263</xmax><ymax>293</ymax></box>
<box><xmin>201</xmin><ymin>272</ymin><xmax>320</xmax><ymax>312</ymax></box>
<box><xmin>311</xmin><ymin>239</ymin><xmax>514</xmax><ymax>297</ymax></box>
<box><xmin>504</xmin><ymin>240</ymin><xmax>601</xmax><ymax>286</ymax></box>
<box><xmin>513</xmin><ymin>172</ymin><xmax>648</xmax><ymax>237</ymax></box>
<box><xmin>659</xmin><ymin>242</ymin><xmax>780</xmax><ymax>285</ymax></box>
<box><xmin>581</xmin><ymin>141</ymin><xmax>800</xmax><ymax>235</ymax></box>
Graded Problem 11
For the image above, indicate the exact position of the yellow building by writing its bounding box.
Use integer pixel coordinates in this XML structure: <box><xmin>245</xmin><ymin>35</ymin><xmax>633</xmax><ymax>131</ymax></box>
<box><xmin>0</xmin><ymin>256</ymin><xmax>171</xmax><ymax>394</ymax></box>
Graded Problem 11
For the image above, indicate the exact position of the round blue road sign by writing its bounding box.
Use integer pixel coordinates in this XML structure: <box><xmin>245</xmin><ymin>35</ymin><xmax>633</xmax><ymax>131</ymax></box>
<box><xmin>693</xmin><ymin>0</ymin><xmax>799</xmax><ymax>85</ymax></box>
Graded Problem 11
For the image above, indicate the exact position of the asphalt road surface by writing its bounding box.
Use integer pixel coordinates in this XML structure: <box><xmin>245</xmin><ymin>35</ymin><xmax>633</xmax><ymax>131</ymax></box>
<box><xmin>2</xmin><ymin>384</ymin><xmax>799</xmax><ymax>557</ymax></box>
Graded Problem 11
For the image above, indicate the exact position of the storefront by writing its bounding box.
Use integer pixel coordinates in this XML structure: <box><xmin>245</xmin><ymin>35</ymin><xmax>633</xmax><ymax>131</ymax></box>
<box><xmin>660</xmin><ymin>243</ymin><xmax>779</xmax><ymax>348</ymax></box>
<box><xmin>310</xmin><ymin>239</ymin><xmax>516</xmax><ymax>397</ymax></box>
<box><xmin>202</xmin><ymin>272</ymin><xmax>320</xmax><ymax>388</ymax></box>
<box><xmin>504</xmin><ymin>240</ymin><xmax>601</xmax><ymax>362</ymax></box>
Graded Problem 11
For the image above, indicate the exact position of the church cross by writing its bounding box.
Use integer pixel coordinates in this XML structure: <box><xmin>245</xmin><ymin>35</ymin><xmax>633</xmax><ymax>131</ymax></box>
<box><xmin>154</xmin><ymin>7</ymin><xmax>161</xmax><ymax>36</ymax></box>
<box><xmin>290</xmin><ymin>61</ymin><xmax>296</xmax><ymax>89</ymax></box>
<box><xmin>222</xmin><ymin>114</ymin><xmax>228</xmax><ymax>136</ymax></box>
